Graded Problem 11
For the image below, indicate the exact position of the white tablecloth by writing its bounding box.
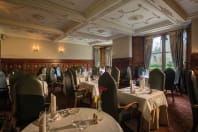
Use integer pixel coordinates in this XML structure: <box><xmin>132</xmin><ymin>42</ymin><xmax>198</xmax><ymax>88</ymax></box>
<box><xmin>118</xmin><ymin>87</ymin><xmax>168</xmax><ymax>122</ymax></box>
<box><xmin>22</xmin><ymin>108</ymin><xmax>123</xmax><ymax>132</ymax></box>
<box><xmin>79</xmin><ymin>80</ymin><xmax>99</xmax><ymax>98</ymax></box>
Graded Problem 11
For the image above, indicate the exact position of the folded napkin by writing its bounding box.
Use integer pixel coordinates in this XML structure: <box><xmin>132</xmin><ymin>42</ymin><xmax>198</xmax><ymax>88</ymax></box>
<box><xmin>50</xmin><ymin>93</ymin><xmax>56</xmax><ymax>114</ymax></box>
<box><xmin>39</xmin><ymin>112</ymin><xmax>46</xmax><ymax>132</ymax></box>
<box><xmin>130</xmin><ymin>80</ymin><xmax>135</xmax><ymax>94</ymax></box>
<box><xmin>139</xmin><ymin>78</ymin><xmax>145</xmax><ymax>89</ymax></box>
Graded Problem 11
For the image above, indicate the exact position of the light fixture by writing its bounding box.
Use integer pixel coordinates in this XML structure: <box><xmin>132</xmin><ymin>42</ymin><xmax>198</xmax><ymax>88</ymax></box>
<box><xmin>58</xmin><ymin>46</ymin><xmax>64</xmax><ymax>53</ymax></box>
<box><xmin>32</xmin><ymin>45</ymin><xmax>40</xmax><ymax>52</ymax></box>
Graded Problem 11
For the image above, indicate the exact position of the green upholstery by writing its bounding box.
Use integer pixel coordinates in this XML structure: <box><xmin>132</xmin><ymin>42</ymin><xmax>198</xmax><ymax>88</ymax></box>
<box><xmin>99</xmin><ymin>72</ymin><xmax>141</xmax><ymax>132</ymax></box>
<box><xmin>69</xmin><ymin>68</ymin><xmax>78</xmax><ymax>87</ymax></box>
<box><xmin>62</xmin><ymin>70</ymin><xmax>84</xmax><ymax>107</ymax></box>
<box><xmin>62</xmin><ymin>70</ymin><xmax>76</xmax><ymax>97</ymax></box>
<box><xmin>92</xmin><ymin>66</ymin><xmax>99</xmax><ymax>76</ymax></box>
<box><xmin>186</xmin><ymin>70</ymin><xmax>198</xmax><ymax>131</ymax></box>
<box><xmin>13</xmin><ymin>72</ymin><xmax>45</xmax><ymax>129</ymax></box>
<box><xmin>0</xmin><ymin>70</ymin><xmax>6</xmax><ymax>89</ymax></box>
<box><xmin>164</xmin><ymin>68</ymin><xmax>175</xmax><ymax>101</ymax></box>
<box><xmin>149</xmin><ymin>69</ymin><xmax>165</xmax><ymax>90</ymax></box>
<box><xmin>99</xmin><ymin>72</ymin><xmax>118</xmax><ymax>120</ymax></box>
<box><xmin>111</xmin><ymin>66</ymin><xmax>120</xmax><ymax>88</ymax></box>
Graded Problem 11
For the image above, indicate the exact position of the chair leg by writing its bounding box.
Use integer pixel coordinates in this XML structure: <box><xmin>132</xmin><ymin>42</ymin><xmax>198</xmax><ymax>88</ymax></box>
<box><xmin>191</xmin><ymin>124</ymin><xmax>197</xmax><ymax>132</ymax></box>
<box><xmin>74</xmin><ymin>98</ymin><xmax>78</xmax><ymax>107</ymax></box>
<box><xmin>171</xmin><ymin>89</ymin><xmax>175</xmax><ymax>102</ymax></box>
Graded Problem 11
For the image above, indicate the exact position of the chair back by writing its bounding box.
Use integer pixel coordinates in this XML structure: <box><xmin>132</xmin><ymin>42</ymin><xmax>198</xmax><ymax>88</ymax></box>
<box><xmin>69</xmin><ymin>68</ymin><xmax>78</xmax><ymax>87</ymax></box>
<box><xmin>92</xmin><ymin>66</ymin><xmax>99</xmax><ymax>76</ymax></box>
<box><xmin>99</xmin><ymin>72</ymin><xmax>118</xmax><ymax>121</ymax></box>
<box><xmin>164</xmin><ymin>68</ymin><xmax>175</xmax><ymax>90</ymax></box>
<box><xmin>186</xmin><ymin>70</ymin><xmax>198</xmax><ymax>131</ymax></box>
<box><xmin>0</xmin><ymin>71</ymin><xmax>6</xmax><ymax>89</ymax></box>
<box><xmin>62</xmin><ymin>70</ymin><xmax>75</xmax><ymax>97</ymax></box>
<box><xmin>13</xmin><ymin>73</ymin><xmax>45</xmax><ymax>128</ymax></box>
<box><xmin>149</xmin><ymin>69</ymin><xmax>165</xmax><ymax>90</ymax></box>
<box><xmin>126</xmin><ymin>66</ymin><xmax>132</xmax><ymax>80</ymax></box>
<box><xmin>111</xmin><ymin>66</ymin><xmax>120</xmax><ymax>87</ymax></box>
<box><xmin>174</xmin><ymin>67</ymin><xmax>182</xmax><ymax>85</ymax></box>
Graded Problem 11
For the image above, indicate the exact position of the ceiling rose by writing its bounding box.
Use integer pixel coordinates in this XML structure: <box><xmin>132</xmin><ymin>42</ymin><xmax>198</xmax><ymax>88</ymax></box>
<box><xmin>128</xmin><ymin>15</ymin><xmax>144</xmax><ymax>21</ymax></box>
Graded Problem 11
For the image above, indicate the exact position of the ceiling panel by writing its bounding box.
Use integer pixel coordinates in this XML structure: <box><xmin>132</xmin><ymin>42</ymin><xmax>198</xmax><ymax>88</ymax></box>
<box><xmin>175</xmin><ymin>0</ymin><xmax>198</xmax><ymax>17</ymax></box>
<box><xmin>102</xmin><ymin>0</ymin><xmax>168</xmax><ymax>30</ymax></box>
<box><xmin>0</xmin><ymin>0</ymin><xmax>196</xmax><ymax>45</ymax></box>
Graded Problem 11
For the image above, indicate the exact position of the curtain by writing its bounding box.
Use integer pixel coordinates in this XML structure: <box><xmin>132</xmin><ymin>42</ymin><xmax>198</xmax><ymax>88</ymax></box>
<box><xmin>144</xmin><ymin>37</ymin><xmax>153</xmax><ymax>69</ymax></box>
<box><xmin>105</xmin><ymin>47</ymin><xmax>112</xmax><ymax>66</ymax></box>
<box><xmin>169</xmin><ymin>30</ymin><xmax>183</xmax><ymax>69</ymax></box>
<box><xmin>94</xmin><ymin>47</ymin><xmax>100</xmax><ymax>67</ymax></box>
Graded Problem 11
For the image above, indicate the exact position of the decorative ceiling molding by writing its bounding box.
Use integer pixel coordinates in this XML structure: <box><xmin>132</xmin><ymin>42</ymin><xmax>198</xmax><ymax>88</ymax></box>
<box><xmin>0</xmin><ymin>0</ymin><xmax>196</xmax><ymax>45</ymax></box>
<box><xmin>0</xmin><ymin>18</ymin><xmax>63</xmax><ymax>35</ymax></box>
<box><xmin>84</xmin><ymin>0</ymin><xmax>121</xmax><ymax>19</ymax></box>
<box><xmin>134</xmin><ymin>20</ymin><xmax>173</xmax><ymax>34</ymax></box>
<box><xmin>163</xmin><ymin>0</ymin><xmax>188</xmax><ymax>20</ymax></box>
<box><xmin>6</xmin><ymin>0</ymin><xmax>86</xmax><ymax>23</ymax></box>
<box><xmin>94</xmin><ymin>19</ymin><xmax>132</xmax><ymax>35</ymax></box>
<box><xmin>145</xmin><ymin>0</ymin><xmax>186</xmax><ymax>24</ymax></box>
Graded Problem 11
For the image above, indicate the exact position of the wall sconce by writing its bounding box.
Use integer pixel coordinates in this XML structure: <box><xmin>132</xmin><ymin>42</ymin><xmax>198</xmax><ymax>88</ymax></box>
<box><xmin>32</xmin><ymin>45</ymin><xmax>40</xmax><ymax>52</ymax></box>
<box><xmin>58</xmin><ymin>47</ymin><xmax>64</xmax><ymax>53</ymax></box>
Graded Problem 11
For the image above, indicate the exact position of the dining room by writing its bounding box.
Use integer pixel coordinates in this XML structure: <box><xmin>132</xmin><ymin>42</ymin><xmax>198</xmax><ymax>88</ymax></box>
<box><xmin>0</xmin><ymin>0</ymin><xmax>198</xmax><ymax>132</ymax></box>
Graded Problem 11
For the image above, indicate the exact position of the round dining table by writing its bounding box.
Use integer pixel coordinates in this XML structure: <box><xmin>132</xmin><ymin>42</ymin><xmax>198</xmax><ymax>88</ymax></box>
<box><xmin>22</xmin><ymin>107</ymin><xmax>123</xmax><ymax>132</ymax></box>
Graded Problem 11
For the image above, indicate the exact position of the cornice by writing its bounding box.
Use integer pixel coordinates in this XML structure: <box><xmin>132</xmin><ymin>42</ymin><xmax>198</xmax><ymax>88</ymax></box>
<box><xmin>164</xmin><ymin>0</ymin><xmax>188</xmax><ymax>20</ymax></box>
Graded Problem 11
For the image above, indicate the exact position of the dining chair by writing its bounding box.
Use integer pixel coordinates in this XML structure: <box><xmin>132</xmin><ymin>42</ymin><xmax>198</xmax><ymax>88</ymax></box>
<box><xmin>186</xmin><ymin>70</ymin><xmax>198</xmax><ymax>132</ymax></box>
<box><xmin>149</xmin><ymin>69</ymin><xmax>165</xmax><ymax>91</ymax></box>
<box><xmin>164</xmin><ymin>68</ymin><xmax>175</xmax><ymax>101</ymax></box>
<box><xmin>11</xmin><ymin>72</ymin><xmax>45</xmax><ymax>130</ymax></box>
<box><xmin>120</xmin><ymin>66</ymin><xmax>132</xmax><ymax>87</ymax></box>
<box><xmin>62</xmin><ymin>70</ymin><xmax>88</xmax><ymax>107</ymax></box>
<box><xmin>111</xmin><ymin>66</ymin><xmax>120</xmax><ymax>88</ymax></box>
<box><xmin>99</xmin><ymin>72</ymin><xmax>141</xmax><ymax>132</ymax></box>
<box><xmin>174</xmin><ymin>67</ymin><xmax>183</xmax><ymax>94</ymax></box>
<box><xmin>0</xmin><ymin>70</ymin><xmax>11</xmax><ymax>122</ymax></box>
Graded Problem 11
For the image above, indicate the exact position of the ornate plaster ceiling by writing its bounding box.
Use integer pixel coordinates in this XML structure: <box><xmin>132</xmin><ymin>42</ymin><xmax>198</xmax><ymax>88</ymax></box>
<box><xmin>0</xmin><ymin>0</ymin><xmax>197</xmax><ymax>45</ymax></box>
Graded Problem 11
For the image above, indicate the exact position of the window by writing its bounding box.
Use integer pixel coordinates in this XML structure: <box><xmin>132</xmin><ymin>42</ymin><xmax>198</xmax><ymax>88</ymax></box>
<box><xmin>165</xmin><ymin>35</ymin><xmax>174</xmax><ymax>69</ymax></box>
<box><xmin>183</xmin><ymin>30</ymin><xmax>187</xmax><ymax>68</ymax></box>
<box><xmin>149</xmin><ymin>36</ymin><xmax>162</xmax><ymax>70</ymax></box>
<box><xmin>149</xmin><ymin>35</ymin><xmax>174</xmax><ymax>70</ymax></box>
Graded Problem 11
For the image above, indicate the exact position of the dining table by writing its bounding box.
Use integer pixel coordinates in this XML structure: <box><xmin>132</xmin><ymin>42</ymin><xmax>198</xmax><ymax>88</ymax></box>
<box><xmin>22</xmin><ymin>107</ymin><xmax>123</xmax><ymax>132</ymax></box>
<box><xmin>117</xmin><ymin>86</ymin><xmax>169</xmax><ymax>131</ymax></box>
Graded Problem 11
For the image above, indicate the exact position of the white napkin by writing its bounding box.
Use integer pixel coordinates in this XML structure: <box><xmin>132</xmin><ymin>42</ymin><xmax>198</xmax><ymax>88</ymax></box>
<box><xmin>139</xmin><ymin>78</ymin><xmax>145</xmax><ymax>89</ymax></box>
<box><xmin>50</xmin><ymin>93</ymin><xmax>56</xmax><ymax>114</ymax></box>
<box><xmin>130</xmin><ymin>80</ymin><xmax>135</xmax><ymax>94</ymax></box>
<box><xmin>39</xmin><ymin>112</ymin><xmax>46</xmax><ymax>132</ymax></box>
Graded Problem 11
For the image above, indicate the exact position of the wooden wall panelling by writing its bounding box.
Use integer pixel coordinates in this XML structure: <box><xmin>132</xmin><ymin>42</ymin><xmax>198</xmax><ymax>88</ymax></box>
<box><xmin>132</xmin><ymin>36</ymin><xmax>144</xmax><ymax>67</ymax></box>
<box><xmin>112</xmin><ymin>57</ymin><xmax>132</xmax><ymax>86</ymax></box>
<box><xmin>1</xmin><ymin>58</ymin><xmax>93</xmax><ymax>75</ymax></box>
<box><xmin>191</xmin><ymin>53</ymin><xmax>198</xmax><ymax>83</ymax></box>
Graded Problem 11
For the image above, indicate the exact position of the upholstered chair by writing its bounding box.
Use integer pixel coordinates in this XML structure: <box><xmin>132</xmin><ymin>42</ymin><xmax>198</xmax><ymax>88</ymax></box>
<box><xmin>111</xmin><ymin>66</ymin><xmax>120</xmax><ymax>88</ymax></box>
<box><xmin>186</xmin><ymin>70</ymin><xmax>198</xmax><ymax>132</ymax></box>
<box><xmin>99</xmin><ymin>72</ymin><xmax>141</xmax><ymax>132</ymax></box>
<box><xmin>62</xmin><ymin>70</ymin><xmax>87</xmax><ymax>107</ymax></box>
<box><xmin>164</xmin><ymin>68</ymin><xmax>175</xmax><ymax>101</ymax></box>
<box><xmin>149</xmin><ymin>69</ymin><xmax>165</xmax><ymax>91</ymax></box>
<box><xmin>12</xmin><ymin>72</ymin><xmax>45</xmax><ymax>129</ymax></box>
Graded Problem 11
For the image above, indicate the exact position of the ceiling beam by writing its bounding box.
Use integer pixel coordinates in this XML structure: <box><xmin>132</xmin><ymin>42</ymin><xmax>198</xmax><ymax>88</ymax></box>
<box><xmin>94</xmin><ymin>19</ymin><xmax>133</xmax><ymax>35</ymax></box>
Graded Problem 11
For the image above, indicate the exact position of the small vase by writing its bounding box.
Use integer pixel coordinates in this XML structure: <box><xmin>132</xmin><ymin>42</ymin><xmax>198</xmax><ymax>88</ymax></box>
<box><xmin>96</xmin><ymin>99</ymin><xmax>103</xmax><ymax>121</ymax></box>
